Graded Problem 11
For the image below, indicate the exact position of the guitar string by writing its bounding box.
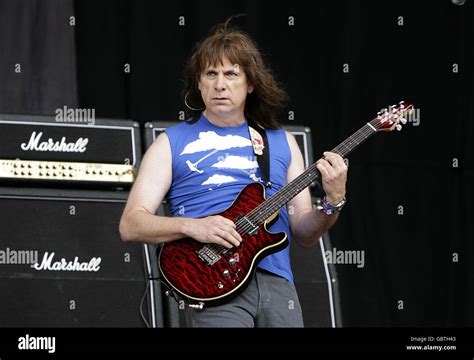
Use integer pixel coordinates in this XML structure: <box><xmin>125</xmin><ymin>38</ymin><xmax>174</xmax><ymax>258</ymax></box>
<box><xmin>205</xmin><ymin>118</ymin><xmax>386</xmax><ymax>255</ymax></box>
<box><xmin>205</xmin><ymin>124</ymin><xmax>375</xmax><ymax>255</ymax></box>
<box><xmin>240</xmin><ymin>110</ymin><xmax>408</xmax><ymax>225</ymax></box>
<box><xmin>226</xmin><ymin>123</ymin><xmax>376</xmax><ymax>230</ymax></box>
<box><xmin>238</xmin><ymin>124</ymin><xmax>376</xmax><ymax>224</ymax></box>
<box><xmin>209</xmin><ymin>111</ymin><xmax>407</xmax><ymax>255</ymax></box>
<box><xmin>244</xmin><ymin>106</ymin><xmax>412</xmax><ymax>227</ymax></box>
<box><xmin>204</xmin><ymin>109</ymin><xmax>411</xmax><ymax>255</ymax></box>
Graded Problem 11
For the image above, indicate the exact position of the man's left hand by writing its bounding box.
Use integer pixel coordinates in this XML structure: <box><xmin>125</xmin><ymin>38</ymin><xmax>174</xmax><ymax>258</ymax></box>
<box><xmin>316</xmin><ymin>151</ymin><xmax>348</xmax><ymax>204</ymax></box>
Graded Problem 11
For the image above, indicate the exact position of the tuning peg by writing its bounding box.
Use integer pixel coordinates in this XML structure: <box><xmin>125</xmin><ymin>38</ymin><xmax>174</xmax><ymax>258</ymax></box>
<box><xmin>395</xmin><ymin>124</ymin><xmax>402</xmax><ymax>131</ymax></box>
<box><xmin>399</xmin><ymin>101</ymin><xmax>405</xmax><ymax>107</ymax></box>
<box><xmin>400</xmin><ymin>117</ymin><xmax>407</xmax><ymax>125</ymax></box>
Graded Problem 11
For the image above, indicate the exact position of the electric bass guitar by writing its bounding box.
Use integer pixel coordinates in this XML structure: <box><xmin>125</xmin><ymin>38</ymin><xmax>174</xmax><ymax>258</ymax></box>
<box><xmin>158</xmin><ymin>101</ymin><xmax>414</xmax><ymax>307</ymax></box>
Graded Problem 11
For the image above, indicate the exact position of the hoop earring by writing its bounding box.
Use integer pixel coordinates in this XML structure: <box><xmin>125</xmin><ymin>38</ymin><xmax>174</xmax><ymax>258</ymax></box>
<box><xmin>184</xmin><ymin>92</ymin><xmax>205</xmax><ymax>111</ymax></box>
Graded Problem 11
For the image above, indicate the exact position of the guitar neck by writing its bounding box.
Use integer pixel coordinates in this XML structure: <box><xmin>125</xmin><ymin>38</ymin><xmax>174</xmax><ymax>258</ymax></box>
<box><xmin>247</xmin><ymin>122</ymin><xmax>378</xmax><ymax>224</ymax></box>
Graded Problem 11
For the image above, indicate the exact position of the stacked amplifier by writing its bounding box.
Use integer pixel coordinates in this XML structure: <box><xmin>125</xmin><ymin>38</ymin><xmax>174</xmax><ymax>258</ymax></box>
<box><xmin>0</xmin><ymin>114</ymin><xmax>342</xmax><ymax>328</ymax></box>
<box><xmin>0</xmin><ymin>114</ymin><xmax>158</xmax><ymax>327</ymax></box>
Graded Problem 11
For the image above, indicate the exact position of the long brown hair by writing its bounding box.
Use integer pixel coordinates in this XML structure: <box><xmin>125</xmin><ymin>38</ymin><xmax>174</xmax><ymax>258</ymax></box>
<box><xmin>182</xmin><ymin>17</ymin><xmax>288</xmax><ymax>129</ymax></box>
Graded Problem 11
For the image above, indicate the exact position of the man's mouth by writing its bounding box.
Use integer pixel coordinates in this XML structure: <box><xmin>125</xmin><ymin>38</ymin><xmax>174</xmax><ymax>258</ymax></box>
<box><xmin>213</xmin><ymin>97</ymin><xmax>228</xmax><ymax>100</ymax></box>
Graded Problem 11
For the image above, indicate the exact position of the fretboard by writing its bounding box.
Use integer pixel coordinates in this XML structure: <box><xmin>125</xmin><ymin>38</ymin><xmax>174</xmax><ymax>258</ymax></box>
<box><xmin>246</xmin><ymin>122</ymin><xmax>378</xmax><ymax>224</ymax></box>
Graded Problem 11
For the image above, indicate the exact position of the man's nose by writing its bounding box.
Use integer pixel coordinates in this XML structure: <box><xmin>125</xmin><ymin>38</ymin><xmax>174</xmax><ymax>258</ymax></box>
<box><xmin>214</xmin><ymin>73</ymin><xmax>226</xmax><ymax>91</ymax></box>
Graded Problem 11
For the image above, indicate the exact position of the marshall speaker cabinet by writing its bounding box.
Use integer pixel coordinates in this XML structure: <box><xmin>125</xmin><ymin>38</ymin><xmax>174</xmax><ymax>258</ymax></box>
<box><xmin>0</xmin><ymin>114</ymin><xmax>159</xmax><ymax>327</ymax></box>
<box><xmin>143</xmin><ymin>120</ymin><xmax>342</xmax><ymax>327</ymax></box>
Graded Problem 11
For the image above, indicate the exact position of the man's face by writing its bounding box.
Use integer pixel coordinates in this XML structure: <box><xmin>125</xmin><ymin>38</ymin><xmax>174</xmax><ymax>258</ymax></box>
<box><xmin>198</xmin><ymin>56</ymin><xmax>254</xmax><ymax>120</ymax></box>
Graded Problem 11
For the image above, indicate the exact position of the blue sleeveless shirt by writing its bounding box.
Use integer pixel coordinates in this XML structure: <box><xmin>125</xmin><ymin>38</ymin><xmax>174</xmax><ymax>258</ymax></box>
<box><xmin>165</xmin><ymin>113</ymin><xmax>294</xmax><ymax>283</ymax></box>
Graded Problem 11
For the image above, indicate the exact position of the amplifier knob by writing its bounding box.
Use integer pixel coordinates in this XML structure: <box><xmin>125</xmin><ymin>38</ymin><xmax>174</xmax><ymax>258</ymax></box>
<box><xmin>39</xmin><ymin>172</ymin><xmax>43</xmax><ymax>176</ymax></box>
<box><xmin>38</xmin><ymin>164</ymin><xmax>43</xmax><ymax>169</ymax></box>
<box><xmin>69</xmin><ymin>165</ymin><xmax>74</xmax><ymax>170</ymax></box>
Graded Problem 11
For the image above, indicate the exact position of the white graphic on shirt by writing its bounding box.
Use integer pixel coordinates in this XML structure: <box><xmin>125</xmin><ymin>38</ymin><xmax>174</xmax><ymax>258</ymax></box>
<box><xmin>182</xmin><ymin>131</ymin><xmax>252</xmax><ymax>175</ymax></box>
<box><xmin>180</xmin><ymin>131</ymin><xmax>261</xmax><ymax>189</ymax></box>
<box><xmin>180</xmin><ymin>131</ymin><xmax>251</xmax><ymax>155</ymax></box>
<box><xmin>186</xmin><ymin>149</ymin><xmax>219</xmax><ymax>174</ymax></box>
<box><xmin>210</xmin><ymin>155</ymin><xmax>262</xmax><ymax>184</ymax></box>
<box><xmin>201</xmin><ymin>174</ymin><xmax>237</xmax><ymax>186</ymax></box>
<box><xmin>249</xmin><ymin>174</ymin><xmax>262</xmax><ymax>182</ymax></box>
<box><xmin>211</xmin><ymin>155</ymin><xmax>258</xmax><ymax>169</ymax></box>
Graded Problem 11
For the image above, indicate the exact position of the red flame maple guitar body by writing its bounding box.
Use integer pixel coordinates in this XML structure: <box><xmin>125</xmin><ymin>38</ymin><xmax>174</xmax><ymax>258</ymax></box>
<box><xmin>158</xmin><ymin>182</ymin><xmax>287</xmax><ymax>307</ymax></box>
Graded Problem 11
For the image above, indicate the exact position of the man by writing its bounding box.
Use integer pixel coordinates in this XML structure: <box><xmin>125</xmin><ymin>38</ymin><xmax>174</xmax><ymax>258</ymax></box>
<box><xmin>119</xmin><ymin>20</ymin><xmax>347</xmax><ymax>327</ymax></box>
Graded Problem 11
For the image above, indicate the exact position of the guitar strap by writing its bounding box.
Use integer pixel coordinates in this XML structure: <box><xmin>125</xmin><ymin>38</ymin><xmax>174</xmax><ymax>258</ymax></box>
<box><xmin>247</xmin><ymin>118</ymin><xmax>272</xmax><ymax>188</ymax></box>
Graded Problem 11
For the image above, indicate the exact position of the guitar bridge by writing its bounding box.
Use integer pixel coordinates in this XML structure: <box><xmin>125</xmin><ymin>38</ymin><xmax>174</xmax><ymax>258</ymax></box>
<box><xmin>196</xmin><ymin>245</ymin><xmax>221</xmax><ymax>266</ymax></box>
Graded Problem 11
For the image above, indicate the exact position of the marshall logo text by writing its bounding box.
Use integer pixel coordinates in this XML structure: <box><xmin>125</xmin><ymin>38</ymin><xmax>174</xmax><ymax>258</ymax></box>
<box><xmin>21</xmin><ymin>131</ymin><xmax>88</xmax><ymax>153</ymax></box>
<box><xmin>32</xmin><ymin>252</ymin><xmax>101</xmax><ymax>272</ymax></box>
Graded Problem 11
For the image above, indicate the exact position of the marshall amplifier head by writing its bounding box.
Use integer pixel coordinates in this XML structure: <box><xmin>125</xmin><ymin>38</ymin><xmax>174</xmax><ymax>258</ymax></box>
<box><xmin>0</xmin><ymin>114</ymin><xmax>141</xmax><ymax>186</ymax></box>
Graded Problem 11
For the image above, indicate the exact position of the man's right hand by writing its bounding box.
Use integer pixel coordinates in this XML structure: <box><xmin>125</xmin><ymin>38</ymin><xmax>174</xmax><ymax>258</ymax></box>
<box><xmin>186</xmin><ymin>215</ymin><xmax>242</xmax><ymax>248</ymax></box>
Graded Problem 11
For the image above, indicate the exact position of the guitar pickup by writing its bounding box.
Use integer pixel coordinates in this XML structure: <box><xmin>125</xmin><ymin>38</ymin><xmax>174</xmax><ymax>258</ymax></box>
<box><xmin>240</xmin><ymin>216</ymin><xmax>259</xmax><ymax>236</ymax></box>
<box><xmin>196</xmin><ymin>245</ymin><xmax>221</xmax><ymax>266</ymax></box>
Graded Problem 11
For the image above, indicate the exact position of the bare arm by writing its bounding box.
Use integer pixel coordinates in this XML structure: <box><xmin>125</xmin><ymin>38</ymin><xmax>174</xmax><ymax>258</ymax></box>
<box><xmin>286</xmin><ymin>132</ymin><xmax>347</xmax><ymax>247</ymax></box>
<box><xmin>119</xmin><ymin>132</ymin><xmax>241</xmax><ymax>248</ymax></box>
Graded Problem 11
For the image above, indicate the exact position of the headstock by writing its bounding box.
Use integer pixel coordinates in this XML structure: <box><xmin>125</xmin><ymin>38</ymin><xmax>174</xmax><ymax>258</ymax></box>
<box><xmin>370</xmin><ymin>101</ymin><xmax>415</xmax><ymax>132</ymax></box>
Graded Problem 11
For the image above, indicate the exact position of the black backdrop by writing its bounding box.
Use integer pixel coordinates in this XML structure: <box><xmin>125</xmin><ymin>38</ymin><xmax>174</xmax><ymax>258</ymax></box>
<box><xmin>1</xmin><ymin>0</ymin><xmax>473</xmax><ymax>327</ymax></box>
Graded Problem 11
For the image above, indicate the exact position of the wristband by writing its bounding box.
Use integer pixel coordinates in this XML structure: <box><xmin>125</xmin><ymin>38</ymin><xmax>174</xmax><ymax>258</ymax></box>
<box><xmin>316</xmin><ymin>196</ymin><xmax>346</xmax><ymax>215</ymax></box>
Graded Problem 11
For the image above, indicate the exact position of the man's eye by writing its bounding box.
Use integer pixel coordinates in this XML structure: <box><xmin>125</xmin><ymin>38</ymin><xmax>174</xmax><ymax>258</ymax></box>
<box><xmin>207</xmin><ymin>71</ymin><xmax>216</xmax><ymax>76</ymax></box>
